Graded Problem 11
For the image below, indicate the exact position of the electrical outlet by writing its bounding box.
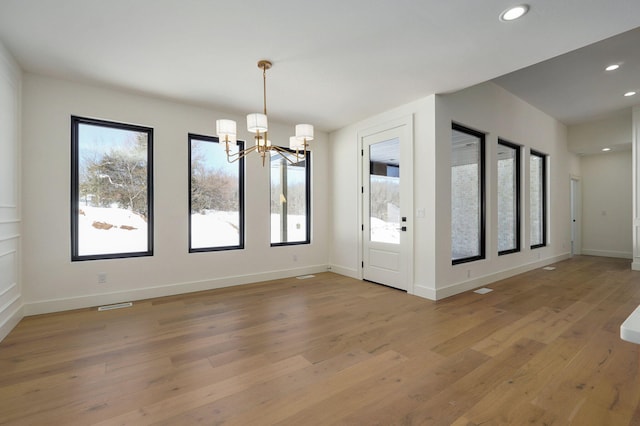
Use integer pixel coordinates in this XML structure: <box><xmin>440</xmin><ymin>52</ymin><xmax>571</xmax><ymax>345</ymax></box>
<box><xmin>292</xmin><ymin>254</ymin><xmax>298</xmax><ymax>262</ymax></box>
<box><xmin>98</xmin><ymin>272</ymin><xmax>107</xmax><ymax>284</ymax></box>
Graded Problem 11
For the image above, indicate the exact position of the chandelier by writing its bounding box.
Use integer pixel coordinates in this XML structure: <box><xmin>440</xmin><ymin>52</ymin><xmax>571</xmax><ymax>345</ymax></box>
<box><xmin>216</xmin><ymin>60</ymin><xmax>314</xmax><ymax>166</ymax></box>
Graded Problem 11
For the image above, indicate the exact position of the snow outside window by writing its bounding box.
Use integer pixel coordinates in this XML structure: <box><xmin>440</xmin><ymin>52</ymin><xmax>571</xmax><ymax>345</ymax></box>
<box><xmin>189</xmin><ymin>134</ymin><xmax>244</xmax><ymax>252</ymax></box>
<box><xmin>71</xmin><ymin>116</ymin><xmax>153</xmax><ymax>261</ymax></box>
<box><xmin>270</xmin><ymin>150</ymin><xmax>310</xmax><ymax>246</ymax></box>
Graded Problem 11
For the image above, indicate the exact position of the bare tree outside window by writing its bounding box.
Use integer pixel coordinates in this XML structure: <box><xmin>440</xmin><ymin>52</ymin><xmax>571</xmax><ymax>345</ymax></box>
<box><xmin>71</xmin><ymin>116</ymin><xmax>153</xmax><ymax>261</ymax></box>
<box><xmin>270</xmin><ymin>149</ymin><xmax>310</xmax><ymax>245</ymax></box>
<box><xmin>189</xmin><ymin>134</ymin><xmax>244</xmax><ymax>251</ymax></box>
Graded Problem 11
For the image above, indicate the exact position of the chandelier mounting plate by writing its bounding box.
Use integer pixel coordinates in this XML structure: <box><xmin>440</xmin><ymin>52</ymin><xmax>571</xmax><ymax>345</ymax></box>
<box><xmin>257</xmin><ymin>60</ymin><xmax>272</xmax><ymax>70</ymax></box>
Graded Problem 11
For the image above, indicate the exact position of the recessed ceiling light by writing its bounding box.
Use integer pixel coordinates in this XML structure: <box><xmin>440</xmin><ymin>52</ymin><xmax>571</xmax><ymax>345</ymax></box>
<box><xmin>624</xmin><ymin>91</ymin><xmax>637</xmax><ymax>97</ymax></box>
<box><xmin>605</xmin><ymin>64</ymin><xmax>620</xmax><ymax>71</ymax></box>
<box><xmin>602</xmin><ymin>148</ymin><xmax>611</xmax><ymax>152</ymax></box>
<box><xmin>500</xmin><ymin>5</ymin><xmax>529</xmax><ymax>21</ymax></box>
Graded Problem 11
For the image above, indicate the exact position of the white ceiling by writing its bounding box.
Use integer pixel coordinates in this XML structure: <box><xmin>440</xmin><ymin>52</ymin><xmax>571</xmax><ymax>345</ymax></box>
<box><xmin>493</xmin><ymin>26</ymin><xmax>640</xmax><ymax>126</ymax></box>
<box><xmin>1</xmin><ymin>0</ymin><xmax>639</xmax><ymax>132</ymax></box>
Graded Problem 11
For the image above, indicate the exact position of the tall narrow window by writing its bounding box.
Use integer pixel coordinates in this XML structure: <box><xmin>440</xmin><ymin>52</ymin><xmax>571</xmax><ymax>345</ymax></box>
<box><xmin>189</xmin><ymin>134</ymin><xmax>244</xmax><ymax>252</ymax></box>
<box><xmin>530</xmin><ymin>150</ymin><xmax>547</xmax><ymax>248</ymax></box>
<box><xmin>369</xmin><ymin>138</ymin><xmax>400</xmax><ymax>244</ymax></box>
<box><xmin>270</xmin><ymin>149</ymin><xmax>310</xmax><ymax>245</ymax></box>
<box><xmin>497</xmin><ymin>140</ymin><xmax>521</xmax><ymax>255</ymax></box>
<box><xmin>451</xmin><ymin>123</ymin><xmax>485</xmax><ymax>264</ymax></box>
<box><xmin>71</xmin><ymin>116</ymin><xmax>153</xmax><ymax>261</ymax></box>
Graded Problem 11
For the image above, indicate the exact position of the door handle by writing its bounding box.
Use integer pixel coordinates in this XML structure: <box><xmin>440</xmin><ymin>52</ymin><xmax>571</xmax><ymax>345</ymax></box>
<box><xmin>397</xmin><ymin>226</ymin><xmax>407</xmax><ymax>232</ymax></box>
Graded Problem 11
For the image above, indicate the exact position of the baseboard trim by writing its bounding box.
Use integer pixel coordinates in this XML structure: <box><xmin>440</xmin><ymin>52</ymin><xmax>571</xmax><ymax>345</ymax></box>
<box><xmin>581</xmin><ymin>249</ymin><xmax>632</xmax><ymax>259</ymax></box>
<box><xmin>433</xmin><ymin>253</ymin><xmax>571</xmax><ymax>300</ymax></box>
<box><xmin>0</xmin><ymin>297</ymin><xmax>23</xmax><ymax>342</ymax></box>
<box><xmin>412</xmin><ymin>285</ymin><xmax>436</xmax><ymax>301</ymax></box>
<box><xmin>24</xmin><ymin>264</ymin><xmax>329</xmax><ymax>316</ymax></box>
<box><xmin>328</xmin><ymin>264</ymin><xmax>359</xmax><ymax>279</ymax></box>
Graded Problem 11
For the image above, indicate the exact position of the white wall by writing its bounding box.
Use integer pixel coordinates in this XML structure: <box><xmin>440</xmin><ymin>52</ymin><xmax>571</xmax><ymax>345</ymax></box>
<box><xmin>580</xmin><ymin>151</ymin><xmax>632</xmax><ymax>258</ymax></box>
<box><xmin>22</xmin><ymin>73</ymin><xmax>330</xmax><ymax>315</ymax></box>
<box><xmin>434</xmin><ymin>82</ymin><xmax>578</xmax><ymax>298</ymax></box>
<box><xmin>632</xmin><ymin>106</ymin><xmax>640</xmax><ymax>270</ymax></box>
<box><xmin>568</xmin><ymin>111</ymin><xmax>633</xmax><ymax>259</ymax></box>
<box><xmin>0</xmin><ymin>41</ymin><xmax>22</xmax><ymax>341</ymax></box>
<box><xmin>568</xmin><ymin>109</ymin><xmax>632</xmax><ymax>154</ymax></box>
<box><xmin>330</xmin><ymin>81</ymin><xmax>579</xmax><ymax>301</ymax></box>
<box><xmin>328</xmin><ymin>96</ymin><xmax>437</xmax><ymax>298</ymax></box>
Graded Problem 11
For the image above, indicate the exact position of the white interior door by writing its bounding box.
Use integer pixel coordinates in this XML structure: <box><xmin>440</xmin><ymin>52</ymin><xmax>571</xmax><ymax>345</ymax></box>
<box><xmin>361</xmin><ymin>121</ymin><xmax>412</xmax><ymax>291</ymax></box>
<box><xmin>571</xmin><ymin>177</ymin><xmax>582</xmax><ymax>255</ymax></box>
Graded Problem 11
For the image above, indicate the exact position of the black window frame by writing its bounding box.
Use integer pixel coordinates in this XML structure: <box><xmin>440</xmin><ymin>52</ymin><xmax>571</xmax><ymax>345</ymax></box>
<box><xmin>188</xmin><ymin>133</ymin><xmax>245</xmax><ymax>253</ymax></box>
<box><xmin>497</xmin><ymin>139</ymin><xmax>521</xmax><ymax>256</ymax></box>
<box><xmin>530</xmin><ymin>149</ymin><xmax>547</xmax><ymax>249</ymax></box>
<box><xmin>270</xmin><ymin>148</ymin><xmax>311</xmax><ymax>247</ymax></box>
<box><xmin>451</xmin><ymin>122</ymin><xmax>486</xmax><ymax>265</ymax></box>
<box><xmin>71</xmin><ymin>115</ymin><xmax>154</xmax><ymax>261</ymax></box>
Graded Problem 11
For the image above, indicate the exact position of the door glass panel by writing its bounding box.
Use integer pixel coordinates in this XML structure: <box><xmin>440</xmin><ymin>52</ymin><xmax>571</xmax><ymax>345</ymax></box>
<box><xmin>369</xmin><ymin>138</ymin><xmax>400</xmax><ymax>244</ymax></box>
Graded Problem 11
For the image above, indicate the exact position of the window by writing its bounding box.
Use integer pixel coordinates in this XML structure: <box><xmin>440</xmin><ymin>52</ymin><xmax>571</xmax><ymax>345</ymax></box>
<box><xmin>270</xmin><ymin>149</ymin><xmax>310</xmax><ymax>245</ymax></box>
<box><xmin>451</xmin><ymin>123</ymin><xmax>485</xmax><ymax>264</ymax></box>
<box><xmin>189</xmin><ymin>134</ymin><xmax>244</xmax><ymax>252</ymax></box>
<box><xmin>369</xmin><ymin>138</ymin><xmax>400</xmax><ymax>244</ymax></box>
<box><xmin>71</xmin><ymin>116</ymin><xmax>153</xmax><ymax>261</ymax></box>
<box><xmin>530</xmin><ymin>150</ymin><xmax>547</xmax><ymax>248</ymax></box>
<box><xmin>497</xmin><ymin>140</ymin><xmax>521</xmax><ymax>255</ymax></box>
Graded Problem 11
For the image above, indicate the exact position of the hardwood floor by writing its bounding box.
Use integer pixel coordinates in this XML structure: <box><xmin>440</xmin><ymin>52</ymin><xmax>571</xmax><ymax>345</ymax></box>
<box><xmin>1</xmin><ymin>256</ymin><xmax>640</xmax><ymax>425</ymax></box>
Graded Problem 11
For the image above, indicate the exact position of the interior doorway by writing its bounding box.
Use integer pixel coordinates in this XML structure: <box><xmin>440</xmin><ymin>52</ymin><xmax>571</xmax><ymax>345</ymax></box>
<box><xmin>570</xmin><ymin>177</ymin><xmax>582</xmax><ymax>255</ymax></box>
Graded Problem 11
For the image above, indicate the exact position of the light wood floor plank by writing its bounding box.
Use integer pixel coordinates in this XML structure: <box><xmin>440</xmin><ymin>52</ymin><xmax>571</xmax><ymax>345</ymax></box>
<box><xmin>2</xmin><ymin>256</ymin><xmax>640</xmax><ymax>424</ymax></box>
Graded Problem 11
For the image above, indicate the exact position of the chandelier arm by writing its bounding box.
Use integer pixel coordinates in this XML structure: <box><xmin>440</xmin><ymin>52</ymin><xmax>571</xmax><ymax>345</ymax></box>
<box><xmin>218</xmin><ymin>60</ymin><xmax>312</xmax><ymax>168</ymax></box>
<box><xmin>270</xmin><ymin>146</ymin><xmax>306</xmax><ymax>165</ymax></box>
<box><xmin>226</xmin><ymin>145</ymin><xmax>258</xmax><ymax>163</ymax></box>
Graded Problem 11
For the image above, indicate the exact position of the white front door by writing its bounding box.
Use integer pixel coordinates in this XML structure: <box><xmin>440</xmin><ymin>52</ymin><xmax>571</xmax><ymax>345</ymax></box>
<box><xmin>361</xmin><ymin>119</ymin><xmax>413</xmax><ymax>291</ymax></box>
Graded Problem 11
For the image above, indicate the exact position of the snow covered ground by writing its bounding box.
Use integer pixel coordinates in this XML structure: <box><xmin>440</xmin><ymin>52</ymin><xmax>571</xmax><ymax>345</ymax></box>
<box><xmin>77</xmin><ymin>206</ymin><xmax>310</xmax><ymax>253</ymax></box>
<box><xmin>370</xmin><ymin>217</ymin><xmax>400</xmax><ymax>244</ymax></box>
<box><xmin>77</xmin><ymin>205</ymin><xmax>149</xmax><ymax>255</ymax></box>
<box><xmin>191</xmin><ymin>210</ymin><xmax>240</xmax><ymax>248</ymax></box>
<box><xmin>78</xmin><ymin>207</ymin><xmax>398</xmax><ymax>253</ymax></box>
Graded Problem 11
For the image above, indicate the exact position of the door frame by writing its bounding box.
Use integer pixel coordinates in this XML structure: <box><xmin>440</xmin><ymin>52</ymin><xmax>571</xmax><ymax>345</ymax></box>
<box><xmin>357</xmin><ymin>115</ymin><xmax>414</xmax><ymax>293</ymax></box>
<box><xmin>570</xmin><ymin>175</ymin><xmax>582</xmax><ymax>256</ymax></box>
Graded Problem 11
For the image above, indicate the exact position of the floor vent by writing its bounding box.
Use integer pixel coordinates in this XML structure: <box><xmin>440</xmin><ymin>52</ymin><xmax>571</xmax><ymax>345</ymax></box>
<box><xmin>542</xmin><ymin>266</ymin><xmax>556</xmax><ymax>271</ymax></box>
<box><xmin>98</xmin><ymin>302</ymin><xmax>133</xmax><ymax>311</ymax></box>
<box><xmin>296</xmin><ymin>275</ymin><xmax>316</xmax><ymax>280</ymax></box>
<box><xmin>474</xmin><ymin>287</ymin><xmax>493</xmax><ymax>295</ymax></box>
